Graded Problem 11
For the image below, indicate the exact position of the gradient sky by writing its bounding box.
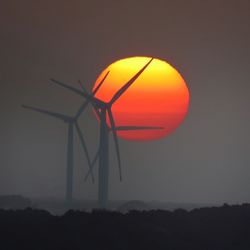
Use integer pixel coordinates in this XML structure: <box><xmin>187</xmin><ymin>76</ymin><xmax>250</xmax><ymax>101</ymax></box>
<box><xmin>1</xmin><ymin>0</ymin><xmax>250</xmax><ymax>204</ymax></box>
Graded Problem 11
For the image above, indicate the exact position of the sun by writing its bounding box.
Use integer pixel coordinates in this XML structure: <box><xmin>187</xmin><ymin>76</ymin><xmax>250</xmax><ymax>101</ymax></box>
<box><xmin>92</xmin><ymin>56</ymin><xmax>190</xmax><ymax>141</ymax></box>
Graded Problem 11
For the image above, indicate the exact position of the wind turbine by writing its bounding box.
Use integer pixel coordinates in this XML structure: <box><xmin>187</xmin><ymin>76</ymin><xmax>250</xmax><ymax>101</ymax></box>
<box><xmin>51</xmin><ymin>57</ymin><xmax>157</xmax><ymax>208</ymax></box>
<box><xmin>22</xmin><ymin>72</ymin><xmax>110</xmax><ymax>204</ymax></box>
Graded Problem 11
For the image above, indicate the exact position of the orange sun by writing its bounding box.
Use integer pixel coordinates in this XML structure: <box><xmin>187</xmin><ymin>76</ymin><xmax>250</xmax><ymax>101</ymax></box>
<box><xmin>92</xmin><ymin>57</ymin><xmax>190</xmax><ymax>141</ymax></box>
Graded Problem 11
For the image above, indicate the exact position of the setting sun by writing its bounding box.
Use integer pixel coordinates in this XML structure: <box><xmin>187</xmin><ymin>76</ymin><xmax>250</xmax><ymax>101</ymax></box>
<box><xmin>92</xmin><ymin>57</ymin><xmax>190</xmax><ymax>141</ymax></box>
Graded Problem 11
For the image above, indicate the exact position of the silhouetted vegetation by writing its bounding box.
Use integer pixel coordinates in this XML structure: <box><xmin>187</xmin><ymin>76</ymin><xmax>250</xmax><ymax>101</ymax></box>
<box><xmin>1</xmin><ymin>204</ymin><xmax>250</xmax><ymax>249</ymax></box>
<box><xmin>0</xmin><ymin>195</ymin><xmax>31</xmax><ymax>209</ymax></box>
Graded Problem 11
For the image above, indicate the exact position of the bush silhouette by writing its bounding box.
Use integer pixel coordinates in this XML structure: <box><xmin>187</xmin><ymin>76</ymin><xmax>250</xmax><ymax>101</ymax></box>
<box><xmin>1</xmin><ymin>204</ymin><xmax>250</xmax><ymax>249</ymax></box>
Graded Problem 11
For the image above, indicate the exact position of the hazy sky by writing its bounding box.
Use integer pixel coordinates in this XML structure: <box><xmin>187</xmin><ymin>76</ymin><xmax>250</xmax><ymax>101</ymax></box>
<box><xmin>1</xmin><ymin>0</ymin><xmax>250</xmax><ymax>204</ymax></box>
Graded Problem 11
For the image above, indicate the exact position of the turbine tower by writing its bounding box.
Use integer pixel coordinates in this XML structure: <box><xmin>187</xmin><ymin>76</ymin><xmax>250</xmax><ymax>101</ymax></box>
<box><xmin>51</xmin><ymin>58</ymin><xmax>156</xmax><ymax>208</ymax></box>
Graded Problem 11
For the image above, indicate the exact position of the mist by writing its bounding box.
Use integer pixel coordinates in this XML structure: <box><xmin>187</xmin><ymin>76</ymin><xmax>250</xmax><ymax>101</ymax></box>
<box><xmin>1</xmin><ymin>0</ymin><xmax>250</xmax><ymax>205</ymax></box>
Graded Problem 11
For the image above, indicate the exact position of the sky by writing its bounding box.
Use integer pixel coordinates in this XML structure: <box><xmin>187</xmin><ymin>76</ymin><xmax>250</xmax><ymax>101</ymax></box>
<box><xmin>1</xmin><ymin>0</ymin><xmax>250</xmax><ymax>204</ymax></box>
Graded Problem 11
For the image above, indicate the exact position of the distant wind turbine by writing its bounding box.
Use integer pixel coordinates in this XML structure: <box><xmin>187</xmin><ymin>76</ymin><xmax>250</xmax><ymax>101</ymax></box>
<box><xmin>21</xmin><ymin>105</ymin><xmax>92</xmax><ymax>204</ymax></box>
<box><xmin>22</xmin><ymin>72</ymin><xmax>110</xmax><ymax>204</ymax></box>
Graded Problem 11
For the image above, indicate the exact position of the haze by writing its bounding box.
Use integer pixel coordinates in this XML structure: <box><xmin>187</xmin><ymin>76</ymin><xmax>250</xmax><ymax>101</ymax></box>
<box><xmin>1</xmin><ymin>0</ymin><xmax>250</xmax><ymax>205</ymax></box>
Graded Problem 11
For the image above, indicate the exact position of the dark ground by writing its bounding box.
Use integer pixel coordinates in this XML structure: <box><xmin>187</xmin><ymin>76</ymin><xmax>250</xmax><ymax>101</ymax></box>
<box><xmin>1</xmin><ymin>203</ymin><xmax>250</xmax><ymax>250</ymax></box>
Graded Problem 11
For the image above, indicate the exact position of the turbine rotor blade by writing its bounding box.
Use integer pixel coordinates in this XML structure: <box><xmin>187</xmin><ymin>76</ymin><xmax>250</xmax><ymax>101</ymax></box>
<box><xmin>22</xmin><ymin>105</ymin><xmax>69</xmax><ymax>121</ymax></box>
<box><xmin>51</xmin><ymin>79</ymin><xmax>104</xmax><ymax>106</ymax></box>
<box><xmin>51</xmin><ymin>78</ymin><xmax>84</xmax><ymax>96</ymax></box>
<box><xmin>75</xmin><ymin>99</ymin><xmax>91</xmax><ymax>120</ymax></box>
<box><xmin>75</xmin><ymin>71</ymin><xmax>110</xmax><ymax>120</ymax></box>
<box><xmin>75</xmin><ymin>122</ymin><xmax>95</xmax><ymax>183</ymax></box>
<box><xmin>84</xmin><ymin>148</ymin><xmax>99</xmax><ymax>182</ymax></box>
<box><xmin>109</xmin><ymin>58</ymin><xmax>154</xmax><ymax>105</ymax></box>
<box><xmin>78</xmin><ymin>80</ymin><xmax>88</xmax><ymax>94</ymax></box>
<box><xmin>90</xmin><ymin>71</ymin><xmax>110</xmax><ymax>119</ymax></box>
<box><xmin>115</xmin><ymin>126</ymin><xmax>164</xmax><ymax>131</ymax></box>
<box><xmin>107</xmin><ymin>107</ymin><xmax>122</xmax><ymax>181</ymax></box>
<box><xmin>92</xmin><ymin>71</ymin><xmax>110</xmax><ymax>95</ymax></box>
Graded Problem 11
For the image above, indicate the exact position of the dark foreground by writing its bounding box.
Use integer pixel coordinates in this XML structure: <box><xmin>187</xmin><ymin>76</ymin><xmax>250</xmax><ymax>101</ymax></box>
<box><xmin>1</xmin><ymin>204</ymin><xmax>250</xmax><ymax>250</ymax></box>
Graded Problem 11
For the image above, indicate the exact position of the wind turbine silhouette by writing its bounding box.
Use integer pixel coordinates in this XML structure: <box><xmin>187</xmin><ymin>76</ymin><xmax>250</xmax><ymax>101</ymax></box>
<box><xmin>51</xmin><ymin>57</ymin><xmax>158</xmax><ymax>208</ymax></box>
<box><xmin>21</xmin><ymin>72</ymin><xmax>110</xmax><ymax>204</ymax></box>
